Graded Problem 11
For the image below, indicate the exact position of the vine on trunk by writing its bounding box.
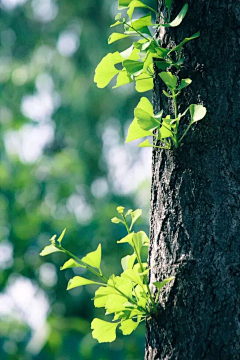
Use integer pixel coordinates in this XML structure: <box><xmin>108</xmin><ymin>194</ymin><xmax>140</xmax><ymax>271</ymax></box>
<box><xmin>95</xmin><ymin>0</ymin><xmax>207</xmax><ymax>149</ymax></box>
<box><xmin>40</xmin><ymin>207</ymin><xmax>174</xmax><ymax>343</ymax></box>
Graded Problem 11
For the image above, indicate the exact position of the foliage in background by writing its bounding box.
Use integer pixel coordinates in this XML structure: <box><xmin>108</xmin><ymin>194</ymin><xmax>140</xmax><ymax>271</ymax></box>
<box><xmin>95</xmin><ymin>0</ymin><xmax>207</xmax><ymax>149</ymax></box>
<box><xmin>40</xmin><ymin>207</ymin><xmax>174</xmax><ymax>343</ymax></box>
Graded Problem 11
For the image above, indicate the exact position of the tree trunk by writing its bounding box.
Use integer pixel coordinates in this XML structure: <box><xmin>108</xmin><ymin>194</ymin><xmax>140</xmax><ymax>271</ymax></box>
<box><xmin>145</xmin><ymin>0</ymin><xmax>240</xmax><ymax>359</ymax></box>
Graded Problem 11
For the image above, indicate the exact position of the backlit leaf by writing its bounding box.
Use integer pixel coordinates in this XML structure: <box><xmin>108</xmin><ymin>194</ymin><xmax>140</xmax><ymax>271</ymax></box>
<box><xmin>120</xmin><ymin>319</ymin><xmax>139</xmax><ymax>335</ymax></box>
<box><xmin>40</xmin><ymin>245</ymin><xmax>62</xmax><ymax>256</ymax></box>
<box><xmin>67</xmin><ymin>276</ymin><xmax>99</xmax><ymax>290</ymax></box>
<box><xmin>135</xmin><ymin>108</ymin><xmax>160</xmax><ymax>131</ymax></box>
<box><xmin>121</xmin><ymin>254</ymin><xmax>136</xmax><ymax>270</ymax></box>
<box><xmin>130</xmin><ymin>209</ymin><xmax>142</xmax><ymax>227</ymax></box>
<box><xmin>138</xmin><ymin>139</ymin><xmax>153</xmax><ymax>147</ymax></box>
<box><xmin>166</xmin><ymin>4</ymin><xmax>188</xmax><ymax>27</ymax></box>
<box><xmin>159</xmin><ymin>72</ymin><xmax>177</xmax><ymax>90</ymax></box>
<box><xmin>153</xmin><ymin>276</ymin><xmax>175</xmax><ymax>290</ymax></box>
<box><xmin>94</xmin><ymin>52</ymin><xmax>123</xmax><ymax>88</ymax></box>
<box><xmin>60</xmin><ymin>258</ymin><xmax>83</xmax><ymax>270</ymax></box>
<box><xmin>125</xmin><ymin>117</ymin><xmax>152</xmax><ymax>143</ymax></box>
<box><xmin>135</xmin><ymin>74</ymin><xmax>153</xmax><ymax>92</ymax></box>
<box><xmin>91</xmin><ymin>319</ymin><xmax>119</xmax><ymax>343</ymax></box>
<box><xmin>108</xmin><ymin>33</ymin><xmax>134</xmax><ymax>45</ymax></box>
<box><xmin>189</xmin><ymin>104</ymin><xmax>207</xmax><ymax>123</ymax></box>
<box><xmin>178</xmin><ymin>78</ymin><xmax>192</xmax><ymax>90</ymax></box>
<box><xmin>81</xmin><ymin>244</ymin><xmax>102</xmax><ymax>270</ymax></box>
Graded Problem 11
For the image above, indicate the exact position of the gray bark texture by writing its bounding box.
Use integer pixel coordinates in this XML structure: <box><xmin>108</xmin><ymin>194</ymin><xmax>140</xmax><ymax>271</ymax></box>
<box><xmin>145</xmin><ymin>0</ymin><xmax>240</xmax><ymax>359</ymax></box>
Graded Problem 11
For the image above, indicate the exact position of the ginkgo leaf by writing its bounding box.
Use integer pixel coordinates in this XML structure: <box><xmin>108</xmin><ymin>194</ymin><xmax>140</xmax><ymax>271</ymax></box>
<box><xmin>118</xmin><ymin>0</ymin><xmax>132</xmax><ymax>9</ymax></box>
<box><xmin>159</xmin><ymin>72</ymin><xmax>177</xmax><ymax>90</ymax></box>
<box><xmin>94</xmin><ymin>286</ymin><xmax>117</xmax><ymax>308</ymax></box>
<box><xmin>123</xmin><ymin>59</ymin><xmax>143</xmax><ymax>76</ymax></box>
<box><xmin>91</xmin><ymin>319</ymin><xmax>119</xmax><ymax>343</ymax></box>
<box><xmin>121</xmin><ymin>254</ymin><xmax>136</xmax><ymax>270</ymax></box>
<box><xmin>117</xmin><ymin>233</ymin><xmax>134</xmax><ymax>246</ymax></box>
<box><xmin>81</xmin><ymin>244</ymin><xmax>102</xmax><ymax>270</ymax></box>
<box><xmin>60</xmin><ymin>258</ymin><xmax>84</xmax><ymax>270</ymax></box>
<box><xmin>165</xmin><ymin>4</ymin><xmax>188</xmax><ymax>27</ymax></box>
<box><xmin>113</xmin><ymin>70</ymin><xmax>133</xmax><ymax>88</ymax></box>
<box><xmin>138</xmin><ymin>139</ymin><xmax>153</xmax><ymax>148</ymax></box>
<box><xmin>40</xmin><ymin>245</ymin><xmax>62</xmax><ymax>256</ymax></box>
<box><xmin>132</xmin><ymin>231</ymin><xmax>149</xmax><ymax>254</ymax></box>
<box><xmin>108</xmin><ymin>33</ymin><xmax>133</xmax><ymax>44</ymax></box>
<box><xmin>178</xmin><ymin>78</ymin><xmax>192</xmax><ymax>90</ymax></box>
<box><xmin>153</xmin><ymin>276</ymin><xmax>175</xmax><ymax>290</ymax></box>
<box><xmin>120</xmin><ymin>319</ymin><xmax>139</xmax><ymax>335</ymax></box>
<box><xmin>67</xmin><ymin>276</ymin><xmax>100</xmax><ymax>290</ymax></box>
<box><xmin>122</xmin><ymin>268</ymin><xmax>143</xmax><ymax>287</ymax></box>
<box><xmin>105</xmin><ymin>294</ymin><xmax>128</xmax><ymax>314</ymax></box>
<box><xmin>129</xmin><ymin>13</ymin><xmax>153</xmax><ymax>30</ymax></box>
<box><xmin>57</xmin><ymin>228</ymin><xmax>66</xmax><ymax>245</ymax></box>
<box><xmin>169</xmin><ymin>32</ymin><xmax>200</xmax><ymax>54</ymax></box>
<box><xmin>135</xmin><ymin>74</ymin><xmax>153</xmax><ymax>92</ymax></box>
<box><xmin>125</xmin><ymin>117</ymin><xmax>152</xmax><ymax>143</ymax></box>
<box><xmin>94</xmin><ymin>52</ymin><xmax>123</xmax><ymax>88</ymax></box>
<box><xmin>127</xmin><ymin>0</ymin><xmax>156</xmax><ymax>20</ymax></box>
<box><xmin>135</xmin><ymin>108</ymin><xmax>160</xmax><ymax>131</ymax></box>
<box><xmin>130</xmin><ymin>209</ymin><xmax>142</xmax><ymax>227</ymax></box>
<box><xmin>189</xmin><ymin>104</ymin><xmax>207</xmax><ymax>123</ymax></box>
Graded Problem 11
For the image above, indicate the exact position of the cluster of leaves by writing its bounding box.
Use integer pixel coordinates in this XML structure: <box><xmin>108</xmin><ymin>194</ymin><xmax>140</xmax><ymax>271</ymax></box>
<box><xmin>40</xmin><ymin>207</ymin><xmax>174</xmax><ymax>343</ymax></box>
<box><xmin>94</xmin><ymin>0</ymin><xmax>207</xmax><ymax>149</ymax></box>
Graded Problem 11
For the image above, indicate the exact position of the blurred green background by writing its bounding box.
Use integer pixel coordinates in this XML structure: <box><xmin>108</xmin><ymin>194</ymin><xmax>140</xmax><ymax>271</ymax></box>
<box><xmin>0</xmin><ymin>0</ymin><xmax>155</xmax><ymax>359</ymax></box>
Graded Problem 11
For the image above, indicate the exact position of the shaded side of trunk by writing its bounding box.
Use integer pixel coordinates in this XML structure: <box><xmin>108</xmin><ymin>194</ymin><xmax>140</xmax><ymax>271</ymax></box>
<box><xmin>145</xmin><ymin>0</ymin><xmax>240</xmax><ymax>359</ymax></box>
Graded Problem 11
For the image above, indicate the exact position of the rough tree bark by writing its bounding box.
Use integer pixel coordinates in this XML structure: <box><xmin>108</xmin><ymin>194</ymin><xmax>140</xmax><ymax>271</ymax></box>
<box><xmin>145</xmin><ymin>0</ymin><xmax>240</xmax><ymax>359</ymax></box>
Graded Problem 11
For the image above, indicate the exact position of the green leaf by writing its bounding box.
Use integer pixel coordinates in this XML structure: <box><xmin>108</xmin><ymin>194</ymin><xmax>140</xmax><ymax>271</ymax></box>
<box><xmin>110</xmin><ymin>20</ymin><xmax>123</xmax><ymax>28</ymax></box>
<box><xmin>105</xmin><ymin>294</ymin><xmax>128</xmax><ymax>314</ymax></box>
<box><xmin>123</xmin><ymin>59</ymin><xmax>143</xmax><ymax>76</ymax></box>
<box><xmin>166</xmin><ymin>4</ymin><xmax>188</xmax><ymax>27</ymax></box>
<box><xmin>117</xmin><ymin>233</ymin><xmax>134</xmax><ymax>246</ymax></box>
<box><xmin>108</xmin><ymin>33</ymin><xmax>133</xmax><ymax>44</ymax></box>
<box><xmin>91</xmin><ymin>319</ymin><xmax>119</xmax><ymax>343</ymax></box>
<box><xmin>163</xmin><ymin>89</ymin><xmax>172</xmax><ymax>98</ymax></box>
<box><xmin>94</xmin><ymin>286</ymin><xmax>117</xmax><ymax>308</ymax></box>
<box><xmin>132</xmin><ymin>231</ymin><xmax>149</xmax><ymax>255</ymax></box>
<box><xmin>40</xmin><ymin>245</ymin><xmax>62</xmax><ymax>256</ymax></box>
<box><xmin>165</xmin><ymin>0</ymin><xmax>173</xmax><ymax>12</ymax></box>
<box><xmin>159</xmin><ymin>72</ymin><xmax>177</xmax><ymax>90</ymax></box>
<box><xmin>129</xmin><ymin>13</ymin><xmax>153</xmax><ymax>30</ymax></box>
<box><xmin>153</xmin><ymin>276</ymin><xmax>175</xmax><ymax>290</ymax></box>
<box><xmin>113</xmin><ymin>70</ymin><xmax>133</xmax><ymax>88</ymax></box>
<box><xmin>94</xmin><ymin>52</ymin><xmax>123</xmax><ymax>88</ymax></box>
<box><xmin>135</xmin><ymin>109</ymin><xmax>160</xmax><ymax>131</ymax></box>
<box><xmin>127</xmin><ymin>1</ymin><xmax>156</xmax><ymax>20</ymax></box>
<box><xmin>120</xmin><ymin>319</ymin><xmax>139</xmax><ymax>335</ymax></box>
<box><xmin>178</xmin><ymin>78</ymin><xmax>192</xmax><ymax>90</ymax></box>
<box><xmin>136</xmin><ymin>96</ymin><xmax>153</xmax><ymax>115</ymax></box>
<box><xmin>125</xmin><ymin>117</ymin><xmax>152</xmax><ymax>143</ymax></box>
<box><xmin>138</xmin><ymin>139</ymin><xmax>153</xmax><ymax>147</ymax></box>
<box><xmin>57</xmin><ymin>228</ymin><xmax>66</xmax><ymax>245</ymax></box>
<box><xmin>135</xmin><ymin>74</ymin><xmax>153</xmax><ymax>92</ymax></box>
<box><xmin>125</xmin><ymin>97</ymin><xmax>153</xmax><ymax>143</ymax></box>
<box><xmin>122</xmin><ymin>268</ymin><xmax>143</xmax><ymax>287</ymax></box>
<box><xmin>60</xmin><ymin>258</ymin><xmax>83</xmax><ymax>270</ymax></box>
<box><xmin>111</xmin><ymin>217</ymin><xmax>124</xmax><ymax>224</ymax></box>
<box><xmin>189</xmin><ymin>104</ymin><xmax>207</xmax><ymax>123</ymax></box>
<box><xmin>130</xmin><ymin>209</ymin><xmax>142</xmax><ymax>227</ymax></box>
<box><xmin>81</xmin><ymin>244</ymin><xmax>102</xmax><ymax>270</ymax></box>
<box><xmin>169</xmin><ymin>32</ymin><xmax>200</xmax><ymax>54</ymax></box>
<box><xmin>67</xmin><ymin>276</ymin><xmax>100</xmax><ymax>290</ymax></box>
<box><xmin>121</xmin><ymin>254</ymin><xmax>136</xmax><ymax>270</ymax></box>
<box><xmin>118</xmin><ymin>0</ymin><xmax>132</xmax><ymax>9</ymax></box>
